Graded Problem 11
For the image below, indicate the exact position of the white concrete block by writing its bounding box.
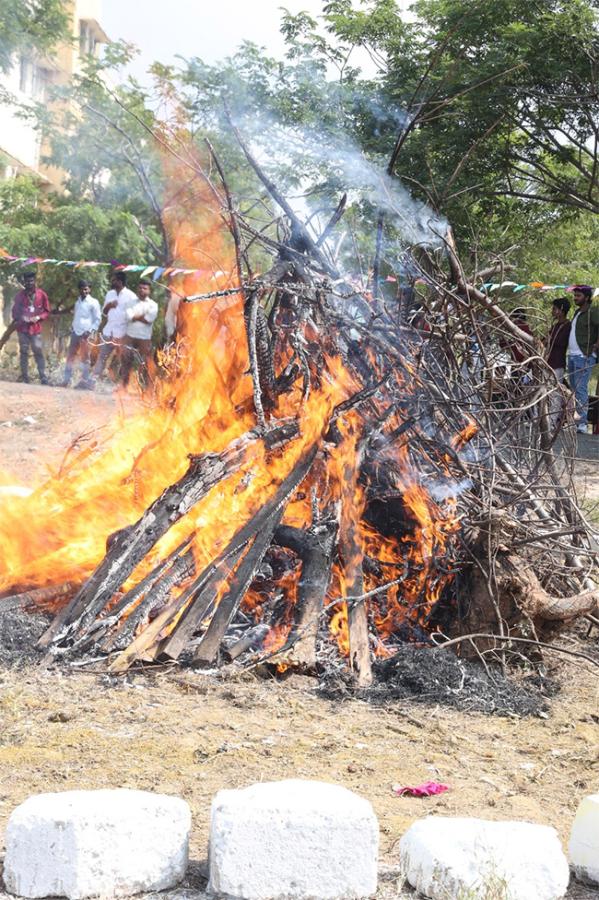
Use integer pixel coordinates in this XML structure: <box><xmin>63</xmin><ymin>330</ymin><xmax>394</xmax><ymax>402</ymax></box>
<box><xmin>569</xmin><ymin>793</ymin><xmax>599</xmax><ymax>884</ymax></box>
<box><xmin>3</xmin><ymin>789</ymin><xmax>191</xmax><ymax>899</ymax></box>
<box><xmin>208</xmin><ymin>779</ymin><xmax>379</xmax><ymax>899</ymax></box>
<box><xmin>399</xmin><ymin>816</ymin><xmax>569</xmax><ymax>900</ymax></box>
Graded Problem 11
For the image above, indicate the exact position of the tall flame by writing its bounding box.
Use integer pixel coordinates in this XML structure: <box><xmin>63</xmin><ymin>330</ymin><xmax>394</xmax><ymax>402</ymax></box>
<box><xmin>0</xmin><ymin>154</ymin><xmax>464</xmax><ymax>663</ymax></box>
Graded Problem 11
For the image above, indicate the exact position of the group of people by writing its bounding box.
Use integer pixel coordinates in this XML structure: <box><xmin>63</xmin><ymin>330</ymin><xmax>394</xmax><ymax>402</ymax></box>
<box><xmin>9</xmin><ymin>271</ymin><xmax>599</xmax><ymax>430</ymax></box>
<box><xmin>11</xmin><ymin>271</ymin><xmax>158</xmax><ymax>389</ymax></box>
<box><xmin>545</xmin><ymin>285</ymin><xmax>599</xmax><ymax>434</ymax></box>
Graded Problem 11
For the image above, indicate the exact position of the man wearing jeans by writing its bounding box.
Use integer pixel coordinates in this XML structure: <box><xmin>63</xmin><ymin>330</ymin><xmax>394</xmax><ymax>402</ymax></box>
<box><xmin>91</xmin><ymin>272</ymin><xmax>137</xmax><ymax>385</ymax></box>
<box><xmin>567</xmin><ymin>285</ymin><xmax>599</xmax><ymax>433</ymax></box>
<box><xmin>11</xmin><ymin>271</ymin><xmax>50</xmax><ymax>385</ymax></box>
<box><xmin>61</xmin><ymin>280</ymin><xmax>101</xmax><ymax>389</ymax></box>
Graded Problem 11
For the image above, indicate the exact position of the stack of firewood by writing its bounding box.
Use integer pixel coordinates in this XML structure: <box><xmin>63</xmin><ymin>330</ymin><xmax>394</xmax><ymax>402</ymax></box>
<box><xmin>3</xmin><ymin>130</ymin><xmax>598</xmax><ymax>681</ymax></box>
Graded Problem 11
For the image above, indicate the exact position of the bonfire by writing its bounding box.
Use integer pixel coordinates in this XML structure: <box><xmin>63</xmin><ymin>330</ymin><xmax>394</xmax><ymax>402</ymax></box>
<box><xmin>0</xmin><ymin>131</ymin><xmax>597</xmax><ymax>685</ymax></box>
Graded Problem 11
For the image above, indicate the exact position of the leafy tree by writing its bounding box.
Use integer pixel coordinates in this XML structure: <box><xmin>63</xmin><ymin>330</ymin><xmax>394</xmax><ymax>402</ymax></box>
<box><xmin>22</xmin><ymin>0</ymin><xmax>599</xmax><ymax>283</ymax></box>
<box><xmin>33</xmin><ymin>43</ymin><xmax>176</xmax><ymax>261</ymax></box>
<box><xmin>318</xmin><ymin>0</ymin><xmax>599</xmax><ymax>236</ymax></box>
<box><xmin>0</xmin><ymin>174</ymin><xmax>162</xmax><ymax>315</ymax></box>
<box><xmin>0</xmin><ymin>0</ymin><xmax>69</xmax><ymax>74</ymax></box>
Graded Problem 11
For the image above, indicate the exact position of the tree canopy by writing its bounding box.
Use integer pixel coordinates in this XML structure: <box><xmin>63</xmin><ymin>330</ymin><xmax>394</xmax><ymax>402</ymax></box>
<box><xmin>0</xmin><ymin>175</ymin><xmax>162</xmax><ymax>304</ymax></box>
<box><xmin>0</xmin><ymin>0</ymin><xmax>70</xmax><ymax>74</ymax></box>
<box><xmin>6</xmin><ymin>0</ymin><xmax>599</xmax><ymax>292</ymax></box>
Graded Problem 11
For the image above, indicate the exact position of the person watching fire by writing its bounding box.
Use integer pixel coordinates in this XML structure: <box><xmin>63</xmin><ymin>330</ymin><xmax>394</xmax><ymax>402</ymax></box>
<box><xmin>91</xmin><ymin>271</ymin><xmax>137</xmax><ymax>385</ymax></box>
<box><xmin>567</xmin><ymin>284</ymin><xmax>599</xmax><ymax>434</ymax></box>
<box><xmin>121</xmin><ymin>279</ymin><xmax>158</xmax><ymax>388</ymax></box>
<box><xmin>11</xmin><ymin>271</ymin><xmax>50</xmax><ymax>385</ymax></box>
<box><xmin>545</xmin><ymin>297</ymin><xmax>571</xmax><ymax>382</ymax></box>
<box><xmin>60</xmin><ymin>280</ymin><xmax>101</xmax><ymax>390</ymax></box>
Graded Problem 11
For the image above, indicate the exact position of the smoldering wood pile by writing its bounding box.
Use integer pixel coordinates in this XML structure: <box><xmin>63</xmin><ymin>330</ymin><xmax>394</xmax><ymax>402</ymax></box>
<box><xmin>7</xmin><ymin>136</ymin><xmax>599</xmax><ymax>682</ymax></box>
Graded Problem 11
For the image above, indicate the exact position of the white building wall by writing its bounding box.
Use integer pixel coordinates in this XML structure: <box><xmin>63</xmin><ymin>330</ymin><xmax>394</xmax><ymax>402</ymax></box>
<box><xmin>0</xmin><ymin>58</ymin><xmax>46</xmax><ymax>175</ymax></box>
<box><xmin>0</xmin><ymin>0</ymin><xmax>108</xmax><ymax>186</ymax></box>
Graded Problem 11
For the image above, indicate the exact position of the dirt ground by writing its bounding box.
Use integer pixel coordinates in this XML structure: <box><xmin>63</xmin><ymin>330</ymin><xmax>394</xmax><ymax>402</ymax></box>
<box><xmin>0</xmin><ymin>381</ymin><xmax>137</xmax><ymax>484</ymax></box>
<box><xmin>0</xmin><ymin>381</ymin><xmax>598</xmax><ymax>897</ymax></box>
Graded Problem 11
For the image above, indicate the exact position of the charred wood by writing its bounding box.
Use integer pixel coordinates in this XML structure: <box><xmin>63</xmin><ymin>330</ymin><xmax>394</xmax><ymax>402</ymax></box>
<box><xmin>273</xmin><ymin>517</ymin><xmax>338</xmax><ymax>670</ymax></box>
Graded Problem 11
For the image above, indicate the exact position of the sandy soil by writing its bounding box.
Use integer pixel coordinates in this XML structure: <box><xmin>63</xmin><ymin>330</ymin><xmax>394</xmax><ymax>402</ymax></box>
<box><xmin>0</xmin><ymin>381</ymin><xmax>137</xmax><ymax>484</ymax></box>
<box><xmin>0</xmin><ymin>381</ymin><xmax>598</xmax><ymax>897</ymax></box>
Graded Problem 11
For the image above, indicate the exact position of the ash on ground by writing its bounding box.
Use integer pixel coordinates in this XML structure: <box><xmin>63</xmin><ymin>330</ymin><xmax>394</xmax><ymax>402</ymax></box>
<box><xmin>0</xmin><ymin>604</ymin><xmax>560</xmax><ymax>718</ymax></box>
<box><xmin>321</xmin><ymin>644</ymin><xmax>554</xmax><ymax>717</ymax></box>
<box><xmin>0</xmin><ymin>605</ymin><xmax>51</xmax><ymax>667</ymax></box>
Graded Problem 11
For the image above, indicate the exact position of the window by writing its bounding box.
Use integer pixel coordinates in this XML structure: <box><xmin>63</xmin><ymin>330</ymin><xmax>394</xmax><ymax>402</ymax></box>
<box><xmin>17</xmin><ymin>55</ymin><xmax>47</xmax><ymax>99</ymax></box>
<box><xmin>19</xmin><ymin>55</ymin><xmax>32</xmax><ymax>94</ymax></box>
<box><xmin>79</xmin><ymin>21</ymin><xmax>97</xmax><ymax>57</ymax></box>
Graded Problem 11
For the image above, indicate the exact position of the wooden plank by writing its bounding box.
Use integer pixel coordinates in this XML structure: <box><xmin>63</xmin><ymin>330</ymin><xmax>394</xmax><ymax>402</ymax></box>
<box><xmin>347</xmin><ymin>583</ymin><xmax>372</xmax><ymax>687</ymax></box>
<box><xmin>157</xmin><ymin>544</ymin><xmax>246</xmax><ymax>661</ymax></box>
<box><xmin>193</xmin><ymin>448</ymin><xmax>318</xmax><ymax>665</ymax></box>
<box><xmin>102</xmin><ymin>549</ymin><xmax>195</xmax><ymax>653</ymax></box>
<box><xmin>193</xmin><ymin>525</ymin><xmax>280</xmax><ymax>666</ymax></box>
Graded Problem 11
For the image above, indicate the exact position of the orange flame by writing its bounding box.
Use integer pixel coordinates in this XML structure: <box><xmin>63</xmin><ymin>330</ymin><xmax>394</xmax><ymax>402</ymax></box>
<box><xmin>0</xmin><ymin>149</ymin><xmax>461</xmax><ymax>666</ymax></box>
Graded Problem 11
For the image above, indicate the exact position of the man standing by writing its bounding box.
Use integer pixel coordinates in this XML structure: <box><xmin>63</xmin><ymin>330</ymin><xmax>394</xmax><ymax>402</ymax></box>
<box><xmin>546</xmin><ymin>297</ymin><xmax>571</xmax><ymax>382</ymax></box>
<box><xmin>91</xmin><ymin>272</ymin><xmax>137</xmax><ymax>384</ymax></box>
<box><xmin>11</xmin><ymin>271</ymin><xmax>50</xmax><ymax>385</ymax></box>
<box><xmin>567</xmin><ymin>284</ymin><xmax>599</xmax><ymax>433</ymax></box>
<box><xmin>61</xmin><ymin>280</ymin><xmax>101</xmax><ymax>389</ymax></box>
<box><xmin>121</xmin><ymin>280</ymin><xmax>158</xmax><ymax>388</ymax></box>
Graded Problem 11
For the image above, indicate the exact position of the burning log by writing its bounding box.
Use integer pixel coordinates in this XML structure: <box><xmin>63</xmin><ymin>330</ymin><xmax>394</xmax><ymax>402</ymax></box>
<box><xmin>272</xmin><ymin>516</ymin><xmax>338</xmax><ymax>670</ymax></box>
<box><xmin>40</xmin><ymin>422</ymin><xmax>299</xmax><ymax>652</ymax></box>
<box><xmin>102</xmin><ymin>546</ymin><xmax>196</xmax><ymax>653</ymax></box>
<box><xmin>193</xmin><ymin>447</ymin><xmax>317</xmax><ymax>665</ymax></box>
<box><xmin>0</xmin><ymin>583</ymin><xmax>79</xmax><ymax>613</ymax></box>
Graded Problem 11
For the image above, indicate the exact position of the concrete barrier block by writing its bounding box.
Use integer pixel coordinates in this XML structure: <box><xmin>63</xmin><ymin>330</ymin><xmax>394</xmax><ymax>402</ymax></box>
<box><xmin>208</xmin><ymin>779</ymin><xmax>379</xmax><ymax>899</ymax></box>
<box><xmin>399</xmin><ymin>816</ymin><xmax>569</xmax><ymax>900</ymax></box>
<box><xmin>3</xmin><ymin>789</ymin><xmax>191</xmax><ymax>899</ymax></box>
<box><xmin>569</xmin><ymin>793</ymin><xmax>599</xmax><ymax>885</ymax></box>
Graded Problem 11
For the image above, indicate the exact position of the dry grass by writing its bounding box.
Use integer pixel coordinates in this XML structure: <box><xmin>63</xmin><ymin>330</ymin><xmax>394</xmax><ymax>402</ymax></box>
<box><xmin>0</xmin><ymin>662</ymin><xmax>598</xmax><ymax>865</ymax></box>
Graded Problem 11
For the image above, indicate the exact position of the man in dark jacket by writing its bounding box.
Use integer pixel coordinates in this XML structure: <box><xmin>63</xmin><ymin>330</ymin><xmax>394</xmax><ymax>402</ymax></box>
<box><xmin>11</xmin><ymin>272</ymin><xmax>50</xmax><ymax>384</ymax></box>
<box><xmin>567</xmin><ymin>285</ymin><xmax>599</xmax><ymax>433</ymax></box>
<box><xmin>546</xmin><ymin>297</ymin><xmax>571</xmax><ymax>381</ymax></box>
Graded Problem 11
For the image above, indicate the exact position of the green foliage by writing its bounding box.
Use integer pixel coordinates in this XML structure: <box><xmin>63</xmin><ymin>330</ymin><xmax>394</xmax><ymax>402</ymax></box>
<box><xmin>36</xmin><ymin>44</ymin><xmax>171</xmax><ymax>261</ymax></box>
<box><xmin>0</xmin><ymin>175</ymin><xmax>161</xmax><ymax>307</ymax></box>
<box><xmin>516</xmin><ymin>211</ymin><xmax>599</xmax><ymax>288</ymax></box>
<box><xmin>0</xmin><ymin>0</ymin><xmax>69</xmax><ymax>74</ymax></box>
<box><xmin>317</xmin><ymin>0</ymin><xmax>599</xmax><ymax>242</ymax></box>
<box><xmin>10</xmin><ymin>0</ymin><xmax>599</xmax><ymax>290</ymax></box>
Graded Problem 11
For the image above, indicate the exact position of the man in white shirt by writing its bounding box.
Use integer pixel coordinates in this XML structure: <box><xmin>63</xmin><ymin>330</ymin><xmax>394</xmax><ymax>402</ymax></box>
<box><xmin>61</xmin><ymin>280</ymin><xmax>101</xmax><ymax>389</ymax></box>
<box><xmin>91</xmin><ymin>272</ymin><xmax>137</xmax><ymax>384</ymax></box>
<box><xmin>121</xmin><ymin>280</ymin><xmax>159</xmax><ymax>388</ymax></box>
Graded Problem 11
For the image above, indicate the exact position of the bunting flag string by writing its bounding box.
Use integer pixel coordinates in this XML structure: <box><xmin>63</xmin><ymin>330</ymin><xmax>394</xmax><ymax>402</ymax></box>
<box><xmin>0</xmin><ymin>248</ymin><xmax>229</xmax><ymax>284</ymax></box>
<box><xmin>2</xmin><ymin>249</ymin><xmax>598</xmax><ymax>297</ymax></box>
<box><xmin>480</xmin><ymin>281</ymin><xmax>599</xmax><ymax>296</ymax></box>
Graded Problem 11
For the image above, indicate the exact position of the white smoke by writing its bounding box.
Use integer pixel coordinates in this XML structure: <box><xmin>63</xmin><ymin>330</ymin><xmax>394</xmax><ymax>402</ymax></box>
<box><xmin>233</xmin><ymin>110</ymin><xmax>447</xmax><ymax>249</ymax></box>
<box><xmin>428</xmin><ymin>478</ymin><xmax>472</xmax><ymax>502</ymax></box>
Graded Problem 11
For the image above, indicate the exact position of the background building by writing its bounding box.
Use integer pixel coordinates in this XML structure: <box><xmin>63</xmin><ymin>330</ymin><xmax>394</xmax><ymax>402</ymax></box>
<box><xmin>0</xmin><ymin>0</ymin><xmax>108</xmax><ymax>191</ymax></box>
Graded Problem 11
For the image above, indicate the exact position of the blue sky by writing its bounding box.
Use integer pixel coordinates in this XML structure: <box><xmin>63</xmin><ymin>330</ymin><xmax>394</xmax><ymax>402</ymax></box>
<box><xmin>101</xmin><ymin>0</ymin><xmax>327</xmax><ymax>81</ymax></box>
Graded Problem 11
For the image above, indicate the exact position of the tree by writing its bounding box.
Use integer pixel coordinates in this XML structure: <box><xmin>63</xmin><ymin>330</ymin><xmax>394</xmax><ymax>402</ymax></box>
<box><xmin>318</xmin><ymin>0</ymin><xmax>599</xmax><ymax>234</ymax></box>
<box><xmin>34</xmin><ymin>44</ymin><xmax>174</xmax><ymax>262</ymax></box>
<box><xmin>0</xmin><ymin>0</ymin><xmax>69</xmax><ymax>74</ymax></box>
<box><xmin>0</xmin><ymin>174</ymin><xmax>162</xmax><ymax>310</ymax></box>
<box><xmin>24</xmin><ymin>0</ymin><xmax>599</xmax><ymax>283</ymax></box>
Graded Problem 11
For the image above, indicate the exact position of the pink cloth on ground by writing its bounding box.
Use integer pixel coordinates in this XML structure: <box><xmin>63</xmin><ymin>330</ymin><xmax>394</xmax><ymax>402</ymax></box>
<box><xmin>393</xmin><ymin>781</ymin><xmax>450</xmax><ymax>797</ymax></box>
